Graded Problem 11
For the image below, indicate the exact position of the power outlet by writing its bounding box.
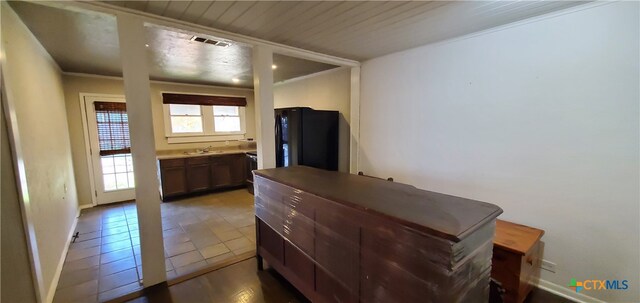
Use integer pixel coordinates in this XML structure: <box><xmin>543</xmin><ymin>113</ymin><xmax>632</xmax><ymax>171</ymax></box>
<box><xmin>541</xmin><ymin>259</ymin><xmax>556</xmax><ymax>273</ymax></box>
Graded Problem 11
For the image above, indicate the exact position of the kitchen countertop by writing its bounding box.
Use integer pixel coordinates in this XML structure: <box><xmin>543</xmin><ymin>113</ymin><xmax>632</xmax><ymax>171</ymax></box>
<box><xmin>157</xmin><ymin>148</ymin><xmax>257</xmax><ymax>160</ymax></box>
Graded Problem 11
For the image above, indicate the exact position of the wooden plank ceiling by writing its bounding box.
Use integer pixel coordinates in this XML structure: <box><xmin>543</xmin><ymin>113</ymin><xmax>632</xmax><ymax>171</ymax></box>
<box><xmin>103</xmin><ymin>1</ymin><xmax>585</xmax><ymax>61</ymax></box>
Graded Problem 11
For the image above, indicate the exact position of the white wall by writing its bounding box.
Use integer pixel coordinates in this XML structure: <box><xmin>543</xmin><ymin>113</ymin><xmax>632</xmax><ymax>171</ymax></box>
<box><xmin>1</xmin><ymin>89</ymin><xmax>38</xmax><ymax>303</ymax></box>
<box><xmin>359</xmin><ymin>2</ymin><xmax>639</xmax><ymax>302</ymax></box>
<box><xmin>2</xmin><ymin>5</ymin><xmax>80</xmax><ymax>302</ymax></box>
<box><xmin>274</xmin><ymin>68</ymin><xmax>351</xmax><ymax>172</ymax></box>
<box><xmin>62</xmin><ymin>74</ymin><xmax>257</xmax><ymax>206</ymax></box>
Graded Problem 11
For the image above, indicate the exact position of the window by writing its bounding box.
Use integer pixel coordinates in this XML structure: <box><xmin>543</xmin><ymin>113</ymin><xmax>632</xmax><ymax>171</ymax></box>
<box><xmin>101</xmin><ymin>154</ymin><xmax>135</xmax><ymax>190</ymax></box>
<box><xmin>213</xmin><ymin>106</ymin><xmax>241</xmax><ymax>132</ymax></box>
<box><xmin>169</xmin><ymin>104</ymin><xmax>203</xmax><ymax>133</ymax></box>
<box><xmin>94</xmin><ymin>102</ymin><xmax>135</xmax><ymax>191</ymax></box>
<box><xmin>162</xmin><ymin>93</ymin><xmax>247</xmax><ymax>143</ymax></box>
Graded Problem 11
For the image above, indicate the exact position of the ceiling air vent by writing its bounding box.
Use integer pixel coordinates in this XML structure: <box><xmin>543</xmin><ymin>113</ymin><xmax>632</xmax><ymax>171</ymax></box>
<box><xmin>190</xmin><ymin>36</ymin><xmax>231</xmax><ymax>48</ymax></box>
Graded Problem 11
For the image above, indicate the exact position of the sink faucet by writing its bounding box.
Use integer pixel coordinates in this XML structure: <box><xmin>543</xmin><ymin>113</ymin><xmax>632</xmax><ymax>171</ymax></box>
<box><xmin>203</xmin><ymin>145</ymin><xmax>213</xmax><ymax>152</ymax></box>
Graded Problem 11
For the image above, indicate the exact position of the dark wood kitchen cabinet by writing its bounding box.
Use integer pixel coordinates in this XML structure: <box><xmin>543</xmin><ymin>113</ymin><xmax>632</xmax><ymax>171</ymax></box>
<box><xmin>254</xmin><ymin>166</ymin><xmax>503</xmax><ymax>303</ymax></box>
<box><xmin>159</xmin><ymin>158</ymin><xmax>187</xmax><ymax>197</ymax></box>
<box><xmin>210</xmin><ymin>154</ymin><xmax>246</xmax><ymax>189</ymax></box>
<box><xmin>186</xmin><ymin>156</ymin><xmax>211</xmax><ymax>192</ymax></box>
<box><xmin>159</xmin><ymin>153</ymin><xmax>247</xmax><ymax>201</ymax></box>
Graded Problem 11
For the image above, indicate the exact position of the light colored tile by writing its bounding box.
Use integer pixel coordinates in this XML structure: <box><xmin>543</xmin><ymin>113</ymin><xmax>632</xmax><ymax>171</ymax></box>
<box><xmin>205</xmin><ymin>252</ymin><xmax>236</xmax><ymax>266</ymax></box>
<box><xmin>101</xmin><ymin>239</ymin><xmax>132</xmax><ymax>254</ymax></box>
<box><xmin>246</xmin><ymin>235</ymin><xmax>256</xmax><ymax>243</ymax></box>
<box><xmin>174</xmin><ymin>260</ymin><xmax>208</xmax><ymax>276</ymax></box>
<box><xmin>224</xmin><ymin>237</ymin><xmax>252</xmax><ymax>251</ymax></box>
<box><xmin>166</xmin><ymin>270</ymin><xmax>178</xmax><ymax>280</ymax></box>
<box><xmin>57</xmin><ymin>267</ymin><xmax>99</xmax><ymax>289</ymax></box>
<box><xmin>162</xmin><ymin>227</ymin><xmax>185</xmax><ymax>238</ymax></box>
<box><xmin>75</xmin><ymin>222</ymin><xmax>101</xmax><ymax>234</ymax></box>
<box><xmin>102</xmin><ymin>232</ymin><xmax>131</xmax><ymax>244</ymax></box>
<box><xmin>213</xmin><ymin>229</ymin><xmax>243</xmax><ymax>242</ymax></box>
<box><xmin>62</xmin><ymin>255</ymin><xmax>100</xmax><ymax>273</ymax></box>
<box><xmin>162</xmin><ymin>220</ymin><xmax>179</xmax><ymax>230</ymax></box>
<box><xmin>102</xmin><ymin>220</ymin><xmax>128</xmax><ymax>229</ymax></box>
<box><xmin>238</xmin><ymin>226</ymin><xmax>256</xmax><ymax>237</ymax></box>
<box><xmin>101</xmin><ymin>225</ymin><xmax>129</xmax><ymax>236</ymax></box>
<box><xmin>177</xmin><ymin>215</ymin><xmax>200</xmax><ymax>226</ymax></box>
<box><xmin>53</xmin><ymin>280</ymin><xmax>98</xmax><ymax>303</ymax></box>
<box><xmin>209</xmin><ymin>222</ymin><xmax>236</xmax><ymax>233</ymax></box>
<box><xmin>182</xmin><ymin>222</ymin><xmax>209</xmax><ymax>234</ymax></box>
<box><xmin>203</xmin><ymin>216</ymin><xmax>227</xmax><ymax>227</ymax></box>
<box><xmin>199</xmin><ymin>243</ymin><xmax>230</xmax><ymax>259</ymax></box>
<box><xmin>165</xmin><ymin>241</ymin><xmax>196</xmax><ymax>257</ymax></box>
<box><xmin>232</xmin><ymin>246</ymin><xmax>255</xmax><ymax>256</ymax></box>
<box><xmin>97</xmin><ymin>281</ymin><xmax>142</xmax><ymax>302</ymax></box>
<box><xmin>100</xmin><ymin>248</ymin><xmax>133</xmax><ymax>264</ymax></box>
<box><xmin>99</xmin><ymin>257</ymin><xmax>136</xmax><ymax>277</ymax></box>
<box><xmin>163</xmin><ymin>233</ymin><xmax>190</xmax><ymax>245</ymax></box>
<box><xmin>170</xmin><ymin>250</ymin><xmax>204</xmax><ymax>268</ymax></box>
<box><xmin>102</xmin><ymin>216</ymin><xmax>126</xmax><ymax>225</ymax></box>
<box><xmin>76</xmin><ymin>231</ymin><xmax>101</xmax><ymax>241</ymax></box>
<box><xmin>66</xmin><ymin>246</ymin><xmax>101</xmax><ymax>262</ymax></box>
<box><xmin>98</xmin><ymin>268</ymin><xmax>139</xmax><ymax>293</ymax></box>
<box><xmin>69</xmin><ymin>238</ymin><xmax>101</xmax><ymax>251</ymax></box>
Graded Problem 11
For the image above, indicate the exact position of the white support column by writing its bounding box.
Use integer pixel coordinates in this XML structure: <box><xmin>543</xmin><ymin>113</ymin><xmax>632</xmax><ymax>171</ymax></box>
<box><xmin>252</xmin><ymin>45</ymin><xmax>276</xmax><ymax>169</ymax></box>
<box><xmin>116</xmin><ymin>15</ymin><xmax>166</xmax><ymax>287</ymax></box>
<box><xmin>349</xmin><ymin>66</ymin><xmax>361</xmax><ymax>174</ymax></box>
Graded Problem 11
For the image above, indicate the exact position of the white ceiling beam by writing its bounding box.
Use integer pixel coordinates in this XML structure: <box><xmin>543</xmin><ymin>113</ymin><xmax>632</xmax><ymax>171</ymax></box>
<box><xmin>40</xmin><ymin>0</ymin><xmax>360</xmax><ymax>67</ymax></box>
<box><xmin>252</xmin><ymin>45</ymin><xmax>276</xmax><ymax>170</ymax></box>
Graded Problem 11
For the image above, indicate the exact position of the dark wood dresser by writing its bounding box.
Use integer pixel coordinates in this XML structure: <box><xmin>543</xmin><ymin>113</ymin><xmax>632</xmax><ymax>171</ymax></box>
<box><xmin>254</xmin><ymin>166</ymin><xmax>503</xmax><ymax>303</ymax></box>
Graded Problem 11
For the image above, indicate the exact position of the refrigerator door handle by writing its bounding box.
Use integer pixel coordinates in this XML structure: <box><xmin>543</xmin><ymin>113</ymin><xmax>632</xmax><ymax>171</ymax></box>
<box><xmin>274</xmin><ymin>114</ymin><xmax>282</xmax><ymax>167</ymax></box>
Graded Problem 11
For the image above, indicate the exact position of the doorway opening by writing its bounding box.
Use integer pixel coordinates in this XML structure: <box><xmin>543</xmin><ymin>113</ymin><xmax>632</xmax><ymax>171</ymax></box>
<box><xmin>81</xmin><ymin>95</ymin><xmax>135</xmax><ymax>205</ymax></box>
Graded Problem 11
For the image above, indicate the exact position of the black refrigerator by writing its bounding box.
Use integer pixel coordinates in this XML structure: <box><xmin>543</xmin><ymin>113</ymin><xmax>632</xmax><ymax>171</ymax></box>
<box><xmin>275</xmin><ymin>107</ymin><xmax>339</xmax><ymax>171</ymax></box>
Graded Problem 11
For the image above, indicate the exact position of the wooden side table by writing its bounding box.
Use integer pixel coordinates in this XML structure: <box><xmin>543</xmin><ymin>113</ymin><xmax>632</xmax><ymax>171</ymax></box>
<box><xmin>492</xmin><ymin>219</ymin><xmax>545</xmax><ymax>303</ymax></box>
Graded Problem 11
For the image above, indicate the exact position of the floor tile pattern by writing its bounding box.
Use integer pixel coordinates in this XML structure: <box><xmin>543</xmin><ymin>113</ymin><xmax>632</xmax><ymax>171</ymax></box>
<box><xmin>53</xmin><ymin>189</ymin><xmax>255</xmax><ymax>303</ymax></box>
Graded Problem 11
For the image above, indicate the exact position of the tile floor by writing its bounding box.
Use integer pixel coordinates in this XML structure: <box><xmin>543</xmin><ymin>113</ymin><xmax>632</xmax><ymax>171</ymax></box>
<box><xmin>53</xmin><ymin>189</ymin><xmax>256</xmax><ymax>303</ymax></box>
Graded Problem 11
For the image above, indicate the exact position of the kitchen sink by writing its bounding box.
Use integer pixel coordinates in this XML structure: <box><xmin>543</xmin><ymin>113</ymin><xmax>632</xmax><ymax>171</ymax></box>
<box><xmin>184</xmin><ymin>150</ymin><xmax>225</xmax><ymax>155</ymax></box>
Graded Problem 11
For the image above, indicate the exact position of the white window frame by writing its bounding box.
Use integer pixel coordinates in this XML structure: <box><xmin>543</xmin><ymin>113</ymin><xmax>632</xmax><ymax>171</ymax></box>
<box><xmin>167</xmin><ymin>103</ymin><xmax>204</xmax><ymax>134</ymax></box>
<box><xmin>163</xmin><ymin>102</ymin><xmax>247</xmax><ymax>144</ymax></box>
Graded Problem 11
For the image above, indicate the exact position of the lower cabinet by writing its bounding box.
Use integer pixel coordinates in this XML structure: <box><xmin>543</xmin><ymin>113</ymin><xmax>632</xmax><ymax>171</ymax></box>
<box><xmin>186</xmin><ymin>157</ymin><xmax>210</xmax><ymax>192</ymax></box>
<box><xmin>159</xmin><ymin>153</ymin><xmax>247</xmax><ymax>200</ymax></box>
<box><xmin>159</xmin><ymin>159</ymin><xmax>188</xmax><ymax>197</ymax></box>
<box><xmin>210</xmin><ymin>155</ymin><xmax>245</xmax><ymax>189</ymax></box>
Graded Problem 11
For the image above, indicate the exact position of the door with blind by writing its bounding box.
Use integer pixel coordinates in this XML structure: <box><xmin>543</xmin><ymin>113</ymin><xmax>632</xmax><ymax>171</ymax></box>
<box><xmin>84</xmin><ymin>96</ymin><xmax>135</xmax><ymax>204</ymax></box>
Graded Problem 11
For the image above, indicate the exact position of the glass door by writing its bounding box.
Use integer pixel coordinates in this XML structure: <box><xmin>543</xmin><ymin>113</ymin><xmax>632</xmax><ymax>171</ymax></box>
<box><xmin>84</xmin><ymin>96</ymin><xmax>136</xmax><ymax>204</ymax></box>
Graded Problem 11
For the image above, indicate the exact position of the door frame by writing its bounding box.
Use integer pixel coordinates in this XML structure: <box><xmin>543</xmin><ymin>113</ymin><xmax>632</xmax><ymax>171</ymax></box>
<box><xmin>79</xmin><ymin>92</ymin><xmax>133</xmax><ymax>206</ymax></box>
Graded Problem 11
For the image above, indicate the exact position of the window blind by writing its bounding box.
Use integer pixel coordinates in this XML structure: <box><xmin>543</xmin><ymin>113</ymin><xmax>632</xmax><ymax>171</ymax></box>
<box><xmin>162</xmin><ymin>93</ymin><xmax>247</xmax><ymax>107</ymax></box>
<box><xmin>94</xmin><ymin>102</ymin><xmax>131</xmax><ymax>156</ymax></box>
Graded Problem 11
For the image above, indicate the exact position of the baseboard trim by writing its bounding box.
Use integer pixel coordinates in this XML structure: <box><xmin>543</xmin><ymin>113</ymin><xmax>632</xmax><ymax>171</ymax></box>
<box><xmin>77</xmin><ymin>204</ymin><xmax>93</xmax><ymax>217</ymax></box>
<box><xmin>45</xmin><ymin>214</ymin><xmax>79</xmax><ymax>303</ymax></box>
<box><xmin>536</xmin><ymin>278</ymin><xmax>606</xmax><ymax>303</ymax></box>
